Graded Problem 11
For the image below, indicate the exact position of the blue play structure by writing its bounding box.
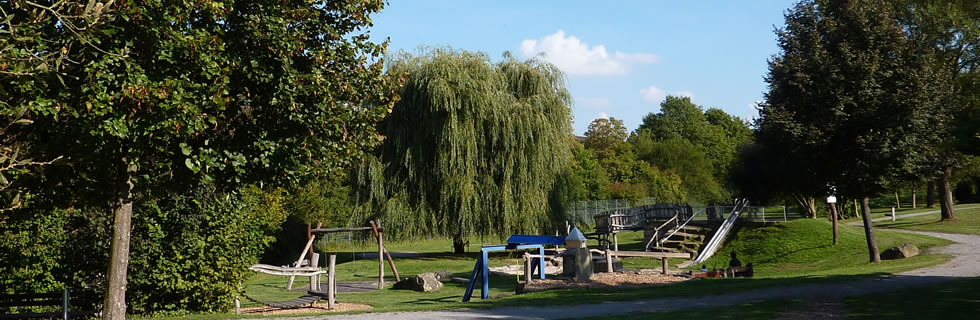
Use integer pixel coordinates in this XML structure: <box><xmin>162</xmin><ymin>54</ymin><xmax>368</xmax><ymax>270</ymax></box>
<box><xmin>461</xmin><ymin>235</ymin><xmax>565</xmax><ymax>302</ymax></box>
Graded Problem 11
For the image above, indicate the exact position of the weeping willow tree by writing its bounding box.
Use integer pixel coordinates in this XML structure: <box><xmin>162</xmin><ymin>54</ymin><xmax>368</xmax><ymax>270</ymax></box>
<box><xmin>352</xmin><ymin>48</ymin><xmax>573</xmax><ymax>253</ymax></box>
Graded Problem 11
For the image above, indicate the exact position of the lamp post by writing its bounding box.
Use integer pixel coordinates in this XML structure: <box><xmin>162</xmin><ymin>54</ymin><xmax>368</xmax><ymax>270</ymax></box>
<box><xmin>827</xmin><ymin>196</ymin><xmax>838</xmax><ymax>245</ymax></box>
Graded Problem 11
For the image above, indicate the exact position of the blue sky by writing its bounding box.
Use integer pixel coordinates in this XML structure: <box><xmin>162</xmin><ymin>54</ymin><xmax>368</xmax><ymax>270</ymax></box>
<box><xmin>369</xmin><ymin>1</ymin><xmax>798</xmax><ymax>135</ymax></box>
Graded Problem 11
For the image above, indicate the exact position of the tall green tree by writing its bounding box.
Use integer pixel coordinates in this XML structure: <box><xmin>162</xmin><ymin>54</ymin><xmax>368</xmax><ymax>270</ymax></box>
<box><xmin>761</xmin><ymin>0</ymin><xmax>952</xmax><ymax>262</ymax></box>
<box><xmin>896</xmin><ymin>0</ymin><xmax>980</xmax><ymax>220</ymax></box>
<box><xmin>2</xmin><ymin>0</ymin><xmax>392</xmax><ymax>317</ymax></box>
<box><xmin>355</xmin><ymin>49</ymin><xmax>572</xmax><ymax>253</ymax></box>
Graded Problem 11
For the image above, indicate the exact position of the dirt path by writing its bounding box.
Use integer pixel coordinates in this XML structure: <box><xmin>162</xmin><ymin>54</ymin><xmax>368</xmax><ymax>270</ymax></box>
<box><xmin>265</xmin><ymin>230</ymin><xmax>980</xmax><ymax>320</ymax></box>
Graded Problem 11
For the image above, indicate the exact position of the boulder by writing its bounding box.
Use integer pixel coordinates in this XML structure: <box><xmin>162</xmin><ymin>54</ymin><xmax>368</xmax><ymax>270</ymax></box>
<box><xmin>880</xmin><ymin>244</ymin><xmax>920</xmax><ymax>260</ymax></box>
<box><xmin>433</xmin><ymin>270</ymin><xmax>454</xmax><ymax>282</ymax></box>
<box><xmin>392</xmin><ymin>272</ymin><xmax>443</xmax><ymax>292</ymax></box>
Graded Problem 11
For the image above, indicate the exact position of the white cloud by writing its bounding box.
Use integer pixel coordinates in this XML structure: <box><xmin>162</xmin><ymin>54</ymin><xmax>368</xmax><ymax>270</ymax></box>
<box><xmin>575</xmin><ymin>97</ymin><xmax>611</xmax><ymax>109</ymax></box>
<box><xmin>639</xmin><ymin>86</ymin><xmax>667</xmax><ymax>103</ymax></box>
<box><xmin>598</xmin><ymin>112</ymin><xmax>609</xmax><ymax>119</ymax></box>
<box><xmin>520</xmin><ymin>30</ymin><xmax>659</xmax><ymax>76</ymax></box>
<box><xmin>675</xmin><ymin>91</ymin><xmax>695</xmax><ymax>99</ymax></box>
<box><xmin>640</xmin><ymin>85</ymin><xmax>696</xmax><ymax>103</ymax></box>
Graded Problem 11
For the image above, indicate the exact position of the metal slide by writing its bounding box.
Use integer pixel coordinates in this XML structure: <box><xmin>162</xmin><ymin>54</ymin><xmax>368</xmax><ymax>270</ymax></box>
<box><xmin>688</xmin><ymin>198</ymin><xmax>749</xmax><ymax>266</ymax></box>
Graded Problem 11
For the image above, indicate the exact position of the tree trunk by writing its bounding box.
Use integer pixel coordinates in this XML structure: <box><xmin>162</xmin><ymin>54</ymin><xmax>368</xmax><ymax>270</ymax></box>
<box><xmin>104</xmin><ymin>161</ymin><xmax>136</xmax><ymax>320</ymax></box>
<box><xmin>911</xmin><ymin>183</ymin><xmax>916</xmax><ymax>208</ymax></box>
<box><xmin>894</xmin><ymin>191</ymin><xmax>901</xmax><ymax>209</ymax></box>
<box><xmin>808</xmin><ymin>197</ymin><xmax>816</xmax><ymax>219</ymax></box>
<box><xmin>926</xmin><ymin>181</ymin><xmax>935</xmax><ymax>208</ymax></box>
<box><xmin>859</xmin><ymin>197</ymin><xmax>880</xmax><ymax>263</ymax></box>
<box><xmin>452</xmin><ymin>235</ymin><xmax>466</xmax><ymax>254</ymax></box>
<box><xmin>793</xmin><ymin>194</ymin><xmax>817</xmax><ymax>218</ymax></box>
<box><xmin>829</xmin><ymin>203</ymin><xmax>838</xmax><ymax>245</ymax></box>
<box><xmin>938</xmin><ymin>168</ymin><xmax>955</xmax><ymax>220</ymax></box>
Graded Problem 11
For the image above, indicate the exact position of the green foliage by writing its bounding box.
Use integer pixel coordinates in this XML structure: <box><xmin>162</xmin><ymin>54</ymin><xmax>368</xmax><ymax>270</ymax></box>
<box><xmin>633</xmin><ymin>134</ymin><xmax>720</xmax><ymax>203</ymax></box>
<box><xmin>287</xmin><ymin>175</ymin><xmax>352</xmax><ymax>227</ymax></box>
<box><xmin>759</xmin><ymin>0</ymin><xmax>952</xmax><ymax>198</ymax></box>
<box><xmin>2</xmin><ymin>0</ymin><xmax>393</xmax><ymax>314</ymax></box>
<box><xmin>353</xmin><ymin>48</ymin><xmax>573</xmax><ymax>243</ymax></box>
<box><xmin>633</xmin><ymin>96</ymin><xmax>750</xmax><ymax>203</ymax></box>
<box><xmin>584</xmin><ymin>117</ymin><xmax>628</xmax><ymax>154</ymax></box>
<box><xmin>565</xmin><ymin>140</ymin><xmax>609</xmax><ymax>201</ymax></box>
<box><xmin>0</xmin><ymin>185</ymin><xmax>287</xmax><ymax>314</ymax></box>
<box><xmin>127</xmin><ymin>186</ymin><xmax>286</xmax><ymax>314</ymax></box>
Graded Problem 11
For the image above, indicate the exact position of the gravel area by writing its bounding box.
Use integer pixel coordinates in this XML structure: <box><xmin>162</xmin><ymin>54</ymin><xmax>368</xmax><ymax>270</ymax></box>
<box><xmin>240</xmin><ymin>302</ymin><xmax>371</xmax><ymax>316</ymax></box>
<box><xmin>520</xmin><ymin>272</ymin><xmax>689</xmax><ymax>293</ymax></box>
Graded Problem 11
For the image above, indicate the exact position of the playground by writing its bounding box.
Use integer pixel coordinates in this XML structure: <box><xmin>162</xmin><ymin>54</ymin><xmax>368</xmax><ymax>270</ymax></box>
<box><xmin>226</xmin><ymin>202</ymin><xmax>971</xmax><ymax>318</ymax></box>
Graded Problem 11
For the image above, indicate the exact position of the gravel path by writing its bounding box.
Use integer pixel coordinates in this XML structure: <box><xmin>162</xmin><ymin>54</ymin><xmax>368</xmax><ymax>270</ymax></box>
<box><xmin>264</xmin><ymin>230</ymin><xmax>980</xmax><ymax>320</ymax></box>
<box><xmin>854</xmin><ymin>205</ymin><xmax>980</xmax><ymax>224</ymax></box>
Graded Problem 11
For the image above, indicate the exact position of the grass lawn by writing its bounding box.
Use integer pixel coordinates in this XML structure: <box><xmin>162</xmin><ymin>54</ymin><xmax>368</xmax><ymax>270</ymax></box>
<box><xmin>192</xmin><ymin>218</ymin><xmax>953</xmax><ymax>320</ymax></box>
<box><xmin>872</xmin><ymin>205</ymin><xmax>980</xmax><ymax>235</ymax></box>
<box><xmin>604</xmin><ymin>277</ymin><xmax>980</xmax><ymax>319</ymax></box>
<box><xmin>586</xmin><ymin>299</ymin><xmax>801</xmax><ymax>320</ymax></box>
<box><xmin>845</xmin><ymin>277</ymin><xmax>980</xmax><ymax>319</ymax></box>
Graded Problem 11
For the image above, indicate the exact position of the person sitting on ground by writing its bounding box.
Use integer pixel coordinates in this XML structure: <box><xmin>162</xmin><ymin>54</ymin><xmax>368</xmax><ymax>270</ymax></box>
<box><xmin>701</xmin><ymin>264</ymin><xmax>708</xmax><ymax>272</ymax></box>
<box><xmin>729</xmin><ymin>251</ymin><xmax>742</xmax><ymax>268</ymax></box>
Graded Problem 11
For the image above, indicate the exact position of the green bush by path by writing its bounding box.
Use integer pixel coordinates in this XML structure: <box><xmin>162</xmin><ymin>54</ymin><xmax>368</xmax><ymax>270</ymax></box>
<box><xmin>873</xmin><ymin>206</ymin><xmax>980</xmax><ymax>235</ymax></box>
<box><xmin>698</xmin><ymin>219</ymin><xmax>952</xmax><ymax>277</ymax></box>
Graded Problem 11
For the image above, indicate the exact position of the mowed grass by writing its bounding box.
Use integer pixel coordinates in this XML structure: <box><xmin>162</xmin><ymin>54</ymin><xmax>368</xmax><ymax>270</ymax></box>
<box><xmin>873</xmin><ymin>205</ymin><xmax>980</xmax><ymax>235</ymax></box>
<box><xmin>586</xmin><ymin>299</ymin><xmax>801</xmax><ymax>320</ymax></box>
<box><xmin>845</xmin><ymin>277</ymin><xmax>980</xmax><ymax>319</ymax></box>
<box><xmin>697</xmin><ymin>219</ymin><xmax>952</xmax><ymax>278</ymax></box>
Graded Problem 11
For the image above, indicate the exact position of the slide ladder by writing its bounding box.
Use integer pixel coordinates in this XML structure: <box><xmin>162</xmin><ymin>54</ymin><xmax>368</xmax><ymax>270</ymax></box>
<box><xmin>685</xmin><ymin>198</ymin><xmax>748</xmax><ymax>267</ymax></box>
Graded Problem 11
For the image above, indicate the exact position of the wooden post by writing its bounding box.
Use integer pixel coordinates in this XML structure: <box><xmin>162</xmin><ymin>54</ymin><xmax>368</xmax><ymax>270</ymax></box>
<box><xmin>662</xmin><ymin>257</ymin><xmax>669</xmax><ymax>275</ymax></box>
<box><xmin>783</xmin><ymin>206</ymin><xmax>787</xmax><ymax>221</ymax></box>
<box><xmin>370</xmin><ymin>221</ymin><xmax>400</xmax><ymax>282</ymax></box>
<box><xmin>234</xmin><ymin>297</ymin><xmax>241</xmax><ymax>315</ymax></box>
<box><xmin>310</xmin><ymin>253</ymin><xmax>320</xmax><ymax>291</ymax></box>
<box><xmin>328</xmin><ymin>255</ymin><xmax>336</xmax><ymax>309</ymax></box>
<box><xmin>830</xmin><ymin>203</ymin><xmax>839</xmax><ymax>245</ymax></box>
<box><xmin>605</xmin><ymin>249</ymin><xmax>613</xmax><ymax>273</ymax></box>
<box><xmin>613</xmin><ymin>233</ymin><xmax>619</xmax><ymax>252</ymax></box>
<box><xmin>374</xmin><ymin>221</ymin><xmax>385</xmax><ymax>289</ymax></box>
<box><xmin>524</xmin><ymin>253</ymin><xmax>532</xmax><ymax>284</ymax></box>
<box><xmin>288</xmin><ymin>235</ymin><xmax>316</xmax><ymax>290</ymax></box>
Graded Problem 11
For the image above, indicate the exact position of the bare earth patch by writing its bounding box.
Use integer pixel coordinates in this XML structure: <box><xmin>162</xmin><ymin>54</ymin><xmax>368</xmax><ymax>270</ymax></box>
<box><xmin>519</xmin><ymin>272</ymin><xmax>690</xmax><ymax>293</ymax></box>
<box><xmin>240</xmin><ymin>302</ymin><xmax>371</xmax><ymax>315</ymax></box>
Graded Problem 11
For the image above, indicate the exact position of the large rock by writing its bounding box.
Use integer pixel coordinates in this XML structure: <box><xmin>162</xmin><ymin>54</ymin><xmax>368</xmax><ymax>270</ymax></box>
<box><xmin>433</xmin><ymin>270</ymin><xmax>453</xmax><ymax>282</ymax></box>
<box><xmin>392</xmin><ymin>272</ymin><xmax>443</xmax><ymax>292</ymax></box>
<box><xmin>880</xmin><ymin>244</ymin><xmax>920</xmax><ymax>260</ymax></box>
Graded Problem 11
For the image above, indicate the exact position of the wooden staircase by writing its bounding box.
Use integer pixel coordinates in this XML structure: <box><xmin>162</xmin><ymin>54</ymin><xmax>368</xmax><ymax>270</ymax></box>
<box><xmin>647</xmin><ymin>225</ymin><xmax>714</xmax><ymax>256</ymax></box>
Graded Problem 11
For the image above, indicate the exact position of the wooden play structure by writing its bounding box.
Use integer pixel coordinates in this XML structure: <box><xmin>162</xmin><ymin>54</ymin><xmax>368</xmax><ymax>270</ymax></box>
<box><xmin>240</xmin><ymin>220</ymin><xmax>399</xmax><ymax>312</ymax></box>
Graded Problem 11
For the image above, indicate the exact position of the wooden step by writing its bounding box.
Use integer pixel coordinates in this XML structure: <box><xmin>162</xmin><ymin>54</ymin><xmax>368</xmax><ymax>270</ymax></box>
<box><xmin>680</xmin><ymin>225</ymin><xmax>710</xmax><ymax>232</ymax></box>
<box><xmin>668</xmin><ymin>232</ymin><xmax>703</xmax><ymax>240</ymax></box>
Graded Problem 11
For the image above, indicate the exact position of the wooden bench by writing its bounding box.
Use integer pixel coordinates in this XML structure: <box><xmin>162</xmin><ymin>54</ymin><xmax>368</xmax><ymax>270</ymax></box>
<box><xmin>0</xmin><ymin>289</ymin><xmax>95</xmax><ymax>319</ymax></box>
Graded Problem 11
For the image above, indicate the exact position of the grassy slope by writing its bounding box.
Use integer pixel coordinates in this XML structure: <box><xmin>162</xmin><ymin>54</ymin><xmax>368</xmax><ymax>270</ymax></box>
<box><xmin>698</xmin><ymin>219</ymin><xmax>951</xmax><ymax>277</ymax></box>
<box><xmin>873</xmin><ymin>206</ymin><xmax>980</xmax><ymax>235</ymax></box>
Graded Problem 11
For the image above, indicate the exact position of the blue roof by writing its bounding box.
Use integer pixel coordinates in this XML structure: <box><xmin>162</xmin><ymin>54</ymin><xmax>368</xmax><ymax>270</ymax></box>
<box><xmin>506</xmin><ymin>235</ymin><xmax>566</xmax><ymax>246</ymax></box>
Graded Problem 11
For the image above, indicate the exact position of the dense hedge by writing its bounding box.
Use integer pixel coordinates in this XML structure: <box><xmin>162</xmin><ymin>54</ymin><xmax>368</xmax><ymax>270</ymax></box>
<box><xmin>0</xmin><ymin>185</ymin><xmax>286</xmax><ymax>315</ymax></box>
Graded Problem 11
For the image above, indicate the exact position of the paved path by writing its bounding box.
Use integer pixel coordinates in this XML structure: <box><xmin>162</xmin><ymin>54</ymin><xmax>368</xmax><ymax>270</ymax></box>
<box><xmin>851</xmin><ymin>206</ymin><xmax>980</xmax><ymax>224</ymax></box>
<box><xmin>267</xmin><ymin>229</ymin><xmax>980</xmax><ymax>320</ymax></box>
